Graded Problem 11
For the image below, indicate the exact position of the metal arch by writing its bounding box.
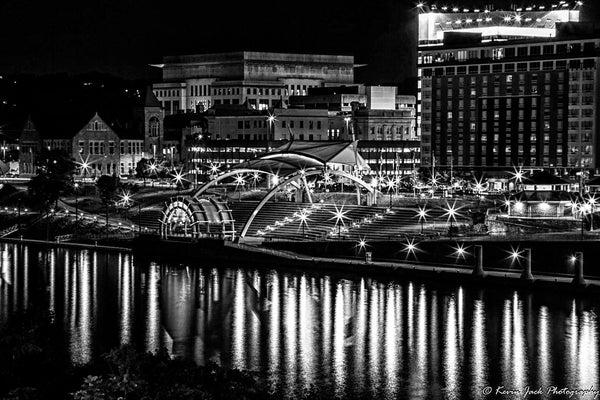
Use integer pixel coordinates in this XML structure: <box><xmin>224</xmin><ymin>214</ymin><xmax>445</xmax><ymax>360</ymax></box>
<box><xmin>240</xmin><ymin>168</ymin><xmax>375</xmax><ymax>237</ymax></box>
<box><xmin>193</xmin><ymin>168</ymin><xmax>278</xmax><ymax>199</ymax></box>
<box><xmin>160</xmin><ymin>198</ymin><xmax>199</xmax><ymax>238</ymax></box>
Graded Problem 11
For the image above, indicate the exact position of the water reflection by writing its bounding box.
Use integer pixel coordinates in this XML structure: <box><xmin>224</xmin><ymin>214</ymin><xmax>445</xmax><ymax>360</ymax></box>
<box><xmin>0</xmin><ymin>243</ymin><xmax>599</xmax><ymax>399</ymax></box>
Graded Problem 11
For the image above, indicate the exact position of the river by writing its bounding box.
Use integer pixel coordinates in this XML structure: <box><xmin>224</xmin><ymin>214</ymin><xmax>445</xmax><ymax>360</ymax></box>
<box><xmin>0</xmin><ymin>243</ymin><xmax>598</xmax><ymax>399</ymax></box>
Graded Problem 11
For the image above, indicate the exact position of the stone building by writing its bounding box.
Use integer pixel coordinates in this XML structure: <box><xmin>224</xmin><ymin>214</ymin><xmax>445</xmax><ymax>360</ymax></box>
<box><xmin>17</xmin><ymin>89</ymin><xmax>164</xmax><ymax>177</ymax></box>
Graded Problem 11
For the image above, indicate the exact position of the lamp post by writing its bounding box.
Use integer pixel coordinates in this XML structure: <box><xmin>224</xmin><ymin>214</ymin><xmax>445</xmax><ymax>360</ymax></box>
<box><xmin>417</xmin><ymin>206</ymin><xmax>428</xmax><ymax>234</ymax></box>
<box><xmin>74</xmin><ymin>182</ymin><xmax>79</xmax><ymax>236</ymax></box>
<box><xmin>267</xmin><ymin>113</ymin><xmax>276</xmax><ymax>142</ymax></box>
<box><xmin>344</xmin><ymin>116</ymin><xmax>351</xmax><ymax>139</ymax></box>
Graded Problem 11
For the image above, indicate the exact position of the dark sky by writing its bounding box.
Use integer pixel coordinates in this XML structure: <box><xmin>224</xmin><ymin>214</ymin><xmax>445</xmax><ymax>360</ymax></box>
<box><xmin>0</xmin><ymin>0</ymin><xmax>418</xmax><ymax>85</ymax></box>
<box><xmin>1</xmin><ymin>1</ymin><xmax>599</xmax><ymax>85</ymax></box>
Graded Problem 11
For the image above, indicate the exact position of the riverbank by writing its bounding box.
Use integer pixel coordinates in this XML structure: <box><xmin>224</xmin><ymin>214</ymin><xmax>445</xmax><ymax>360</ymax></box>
<box><xmin>2</xmin><ymin>234</ymin><xmax>599</xmax><ymax>295</ymax></box>
<box><xmin>0</xmin><ymin>236</ymin><xmax>132</xmax><ymax>252</ymax></box>
<box><xmin>131</xmin><ymin>236</ymin><xmax>600</xmax><ymax>295</ymax></box>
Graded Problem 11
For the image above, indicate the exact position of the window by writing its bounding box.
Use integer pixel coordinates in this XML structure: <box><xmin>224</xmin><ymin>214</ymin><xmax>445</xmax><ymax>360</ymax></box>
<box><xmin>149</xmin><ymin>117</ymin><xmax>160</xmax><ymax>137</ymax></box>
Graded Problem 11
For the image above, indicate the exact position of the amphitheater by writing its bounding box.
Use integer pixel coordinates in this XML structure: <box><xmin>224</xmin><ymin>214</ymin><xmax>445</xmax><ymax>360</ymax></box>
<box><xmin>142</xmin><ymin>141</ymin><xmax>468</xmax><ymax>242</ymax></box>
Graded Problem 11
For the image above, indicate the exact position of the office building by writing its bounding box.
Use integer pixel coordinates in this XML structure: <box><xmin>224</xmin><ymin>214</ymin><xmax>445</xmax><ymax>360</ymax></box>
<box><xmin>152</xmin><ymin>51</ymin><xmax>355</xmax><ymax>114</ymax></box>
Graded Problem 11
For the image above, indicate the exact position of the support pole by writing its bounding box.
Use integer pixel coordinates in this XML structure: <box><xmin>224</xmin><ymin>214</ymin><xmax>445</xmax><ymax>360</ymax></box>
<box><xmin>302</xmin><ymin>175</ymin><xmax>312</xmax><ymax>204</ymax></box>
<box><xmin>521</xmin><ymin>248</ymin><xmax>534</xmax><ymax>281</ymax></box>
<box><xmin>472</xmin><ymin>245</ymin><xmax>485</xmax><ymax>277</ymax></box>
<box><xmin>572</xmin><ymin>251</ymin><xmax>586</xmax><ymax>286</ymax></box>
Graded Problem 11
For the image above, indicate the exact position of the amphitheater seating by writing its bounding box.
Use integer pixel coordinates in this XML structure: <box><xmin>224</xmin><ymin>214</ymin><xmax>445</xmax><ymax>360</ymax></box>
<box><xmin>227</xmin><ymin>200</ymin><xmax>472</xmax><ymax>241</ymax></box>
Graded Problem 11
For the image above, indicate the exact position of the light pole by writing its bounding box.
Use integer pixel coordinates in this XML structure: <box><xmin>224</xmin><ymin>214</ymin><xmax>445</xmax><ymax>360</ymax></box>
<box><xmin>344</xmin><ymin>116</ymin><xmax>351</xmax><ymax>139</ymax></box>
<box><xmin>267</xmin><ymin>113</ymin><xmax>277</xmax><ymax>142</ymax></box>
<box><xmin>74</xmin><ymin>182</ymin><xmax>79</xmax><ymax>236</ymax></box>
<box><xmin>443</xmin><ymin>201</ymin><xmax>460</xmax><ymax>238</ymax></box>
<box><xmin>417</xmin><ymin>206</ymin><xmax>428</xmax><ymax>234</ymax></box>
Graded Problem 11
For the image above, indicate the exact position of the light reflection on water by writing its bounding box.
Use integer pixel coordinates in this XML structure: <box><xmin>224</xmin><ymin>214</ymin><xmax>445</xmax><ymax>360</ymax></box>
<box><xmin>0</xmin><ymin>243</ymin><xmax>599</xmax><ymax>399</ymax></box>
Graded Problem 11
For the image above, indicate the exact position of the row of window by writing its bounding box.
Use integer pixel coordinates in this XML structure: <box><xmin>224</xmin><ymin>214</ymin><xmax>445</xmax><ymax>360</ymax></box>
<box><xmin>189</xmin><ymin>84</ymin><xmax>210</xmax><ymax>97</ymax></box>
<box><xmin>77</xmin><ymin>140</ymin><xmax>144</xmax><ymax>155</ymax></box>
<box><xmin>159</xmin><ymin>83</ymin><xmax>320</xmax><ymax>100</ymax></box>
<box><xmin>421</xmin><ymin>59</ymin><xmax>595</xmax><ymax>77</ymax></box>
<box><xmin>155</xmin><ymin>89</ymin><xmax>181</xmax><ymax>98</ymax></box>
<box><xmin>420</xmin><ymin>41</ymin><xmax>599</xmax><ymax>65</ymax></box>
<box><xmin>280</xmin><ymin>120</ymin><xmax>323</xmax><ymax>130</ymax></box>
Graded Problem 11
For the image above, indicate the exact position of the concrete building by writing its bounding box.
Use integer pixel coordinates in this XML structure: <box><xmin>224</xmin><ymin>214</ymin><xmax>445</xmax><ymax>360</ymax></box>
<box><xmin>417</xmin><ymin>4</ymin><xmax>600</xmax><ymax>171</ymax></box>
<box><xmin>152</xmin><ymin>51</ymin><xmax>355</xmax><ymax>114</ymax></box>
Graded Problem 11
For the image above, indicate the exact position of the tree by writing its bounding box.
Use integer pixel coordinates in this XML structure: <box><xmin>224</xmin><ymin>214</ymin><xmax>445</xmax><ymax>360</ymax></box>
<box><xmin>96</xmin><ymin>175</ymin><xmax>120</xmax><ymax>206</ymax></box>
<box><xmin>135</xmin><ymin>158</ymin><xmax>151</xmax><ymax>186</ymax></box>
<box><xmin>27</xmin><ymin>148</ymin><xmax>76</xmax><ymax>211</ymax></box>
<box><xmin>96</xmin><ymin>175</ymin><xmax>120</xmax><ymax>230</ymax></box>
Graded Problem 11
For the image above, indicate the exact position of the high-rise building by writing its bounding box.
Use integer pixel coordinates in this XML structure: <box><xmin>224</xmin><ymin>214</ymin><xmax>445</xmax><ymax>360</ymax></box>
<box><xmin>417</xmin><ymin>3</ymin><xmax>600</xmax><ymax>171</ymax></box>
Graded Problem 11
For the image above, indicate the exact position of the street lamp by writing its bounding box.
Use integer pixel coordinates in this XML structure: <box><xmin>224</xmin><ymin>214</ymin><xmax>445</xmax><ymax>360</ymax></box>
<box><xmin>344</xmin><ymin>116</ymin><xmax>352</xmax><ymax>139</ymax></box>
<box><xmin>329</xmin><ymin>204</ymin><xmax>348</xmax><ymax>239</ymax></box>
<box><xmin>171</xmin><ymin>168</ymin><xmax>185</xmax><ymax>194</ymax></box>
<box><xmin>118</xmin><ymin>190</ymin><xmax>142</xmax><ymax>235</ymax></box>
<box><xmin>504</xmin><ymin>198</ymin><xmax>511</xmax><ymax>216</ymax></box>
<box><xmin>443</xmin><ymin>201</ymin><xmax>461</xmax><ymax>237</ymax></box>
<box><xmin>416</xmin><ymin>205</ymin><xmax>428</xmax><ymax>234</ymax></box>
<box><xmin>298</xmin><ymin>210</ymin><xmax>309</xmax><ymax>238</ymax></box>
<box><xmin>234</xmin><ymin>174</ymin><xmax>246</xmax><ymax>201</ymax></box>
<box><xmin>74</xmin><ymin>182</ymin><xmax>79</xmax><ymax>235</ymax></box>
<box><xmin>267</xmin><ymin>113</ymin><xmax>277</xmax><ymax>142</ymax></box>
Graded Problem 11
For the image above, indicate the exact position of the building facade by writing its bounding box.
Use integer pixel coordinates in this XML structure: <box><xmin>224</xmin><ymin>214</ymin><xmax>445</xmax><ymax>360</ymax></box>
<box><xmin>152</xmin><ymin>52</ymin><xmax>355</xmax><ymax>114</ymax></box>
<box><xmin>17</xmin><ymin>90</ymin><xmax>164</xmax><ymax>177</ymax></box>
<box><xmin>417</xmin><ymin>5</ymin><xmax>600</xmax><ymax>170</ymax></box>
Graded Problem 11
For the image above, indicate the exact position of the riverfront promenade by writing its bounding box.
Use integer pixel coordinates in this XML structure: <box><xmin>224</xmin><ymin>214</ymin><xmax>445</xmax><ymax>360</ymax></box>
<box><xmin>225</xmin><ymin>241</ymin><xmax>600</xmax><ymax>294</ymax></box>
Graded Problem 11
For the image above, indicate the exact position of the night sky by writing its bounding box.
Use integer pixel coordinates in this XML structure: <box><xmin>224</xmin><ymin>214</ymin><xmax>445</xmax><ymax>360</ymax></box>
<box><xmin>1</xmin><ymin>1</ymin><xmax>599</xmax><ymax>86</ymax></box>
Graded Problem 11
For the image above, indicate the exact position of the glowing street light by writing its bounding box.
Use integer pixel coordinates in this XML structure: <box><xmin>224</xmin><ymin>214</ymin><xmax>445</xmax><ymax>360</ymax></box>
<box><xmin>298</xmin><ymin>209</ymin><xmax>310</xmax><ymax>237</ymax></box>
<box><xmin>442</xmin><ymin>201</ymin><xmax>462</xmax><ymax>236</ymax></box>
<box><xmin>76</xmin><ymin>155</ymin><xmax>92</xmax><ymax>177</ymax></box>
<box><xmin>171</xmin><ymin>168</ymin><xmax>185</xmax><ymax>187</ymax></box>
<box><xmin>146</xmin><ymin>161</ymin><xmax>159</xmax><ymax>178</ymax></box>
<box><xmin>356</xmin><ymin>237</ymin><xmax>368</xmax><ymax>253</ymax></box>
<box><xmin>510</xmin><ymin>165</ymin><xmax>524</xmax><ymax>186</ymax></box>
<box><xmin>451</xmin><ymin>243</ymin><xmax>470</xmax><ymax>260</ymax></box>
<box><xmin>329</xmin><ymin>204</ymin><xmax>349</xmax><ymax>239</ymax></box>
<box><xmin>251</xmin><ymin>171</ymin><xmax>261</xmax><ymax>189</ymax></box>
<box><xmin>119</xmin><ymin>190</ymin><xmax>132</xmax><ymax>207</ymax></box>
<box><xmin>402</xmin><ymin>238</ymin><xmax>419</xmax><ymax>258</ymax></box>
<box><xmin>504</xmin><ymin>198</ymin><xmax>512</xmax><ymax>215</ymax></box>
<box><xmin>507</xmin><ymin>245</ymin><xmax>524</xmax><ymax>265</ymax></box>
<box><xmin>415</xmin><ymin>205</ymin><xmax>429</xmax><ymax>234</ymax></box>
<box><xmin>208</xmin><ymin>162</ymin><xmax>220</xmax><ymax>176</ymax></box>
<box><xmin>473</xmin><ymin>176</ymin><xmax>485</xmax><ymax>195</ymax></box>
<box><xmin>266</xmin><ymin>113</ymin><xmax>277</xmax><ymax>141</ymax></box>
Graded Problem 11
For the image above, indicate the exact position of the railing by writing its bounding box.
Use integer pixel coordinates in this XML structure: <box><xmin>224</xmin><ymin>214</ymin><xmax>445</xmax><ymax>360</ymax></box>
<box><xmin>0</xmin><ymin>224</ymin><xmax>19</xmax><ymax>237</ymax></box>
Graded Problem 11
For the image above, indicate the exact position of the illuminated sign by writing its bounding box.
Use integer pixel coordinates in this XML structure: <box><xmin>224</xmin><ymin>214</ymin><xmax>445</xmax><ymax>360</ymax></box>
<box><xmin>419</xmin><ymin>9</ymin><xmax>580</xmax><ymax>44</ymax></box>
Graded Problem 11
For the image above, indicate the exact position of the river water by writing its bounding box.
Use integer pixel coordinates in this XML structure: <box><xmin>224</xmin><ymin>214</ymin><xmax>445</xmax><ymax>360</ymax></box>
<box><xmin>0</xmin><ymin>243</ymin><xmax>598</xmax><ymax>399</ymax></box>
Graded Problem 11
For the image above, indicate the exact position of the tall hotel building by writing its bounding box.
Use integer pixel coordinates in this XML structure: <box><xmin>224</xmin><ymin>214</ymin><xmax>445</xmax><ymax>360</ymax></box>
<box><xmin>417</xmin><ymin>3</ymin><xmax>600</xmax><ymax>171</ymax></box>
